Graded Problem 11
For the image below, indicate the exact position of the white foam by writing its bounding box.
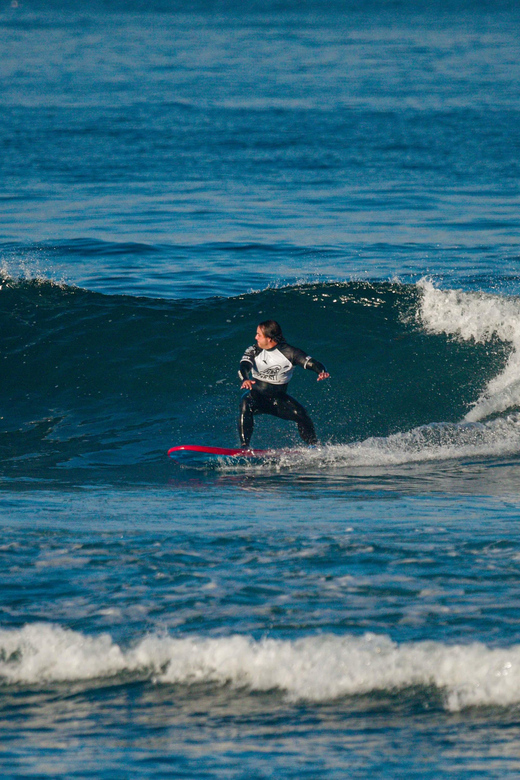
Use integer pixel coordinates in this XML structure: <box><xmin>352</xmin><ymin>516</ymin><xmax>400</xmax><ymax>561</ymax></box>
<box><xmin>222</xmin><ymin>413</ymin><xmax>520</xmax><ymax>472</ymax></box>
<box><xmin>324</xmin><ymin>414</ymin><xmax>520</xmax><ymax>466</ymax></box>
<box><xmin>418</xmin><ymin>279</ymin><xmax>520</xmax><ymax>421</ymax></box>
<box><xmin>2</xmin><ymin>624</ymin><xmax>520</xmax><ymax>711</ymax></box>
<box><xmin>0</xmin><ymin>624</ymin><xmax>128</xmax><ymax>682</ymax></box>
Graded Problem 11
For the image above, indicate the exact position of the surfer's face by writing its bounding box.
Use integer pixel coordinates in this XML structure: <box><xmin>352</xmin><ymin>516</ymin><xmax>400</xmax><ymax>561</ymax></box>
<box><xmin>255</xmin><ymin>326</ymin><xmax>276</xmax><ymax>350</ymax></box>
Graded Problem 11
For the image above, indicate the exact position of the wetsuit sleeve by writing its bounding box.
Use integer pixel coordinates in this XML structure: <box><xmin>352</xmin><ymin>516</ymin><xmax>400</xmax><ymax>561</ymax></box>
<box><xmin>303</xmin><ymin>356</ymin><xmax>327</xmax><ymax>374</ymax></box>
<box><xmin>280</xmin><ymin>343</ymin><xmax>327</xmax><ymax>374</ymax></box>
<box><xmin>238</xmin><ymin>345</ymin><xmax>256</xmax><ymax>381</ymax></box>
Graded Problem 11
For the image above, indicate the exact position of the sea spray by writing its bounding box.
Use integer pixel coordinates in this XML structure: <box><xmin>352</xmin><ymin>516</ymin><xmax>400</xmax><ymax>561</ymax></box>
<box><xmin>216</xmin><ymin>414</ymin><xmax>520</xmax><ymax>472</ymax></box>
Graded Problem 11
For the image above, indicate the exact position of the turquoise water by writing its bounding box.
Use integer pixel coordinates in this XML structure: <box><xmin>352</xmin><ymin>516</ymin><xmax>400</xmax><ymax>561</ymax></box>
<box><xmin>2</xmin><ymin>2</ymin><xmax>520</xmax><ymax>777</ymax></box>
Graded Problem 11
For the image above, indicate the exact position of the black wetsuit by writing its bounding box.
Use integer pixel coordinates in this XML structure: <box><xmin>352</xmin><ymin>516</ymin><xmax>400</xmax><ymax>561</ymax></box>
<box><xmin>238</xmin><ymin>341</ymin><xmax>326</xmax><ymax>447</ymax></box>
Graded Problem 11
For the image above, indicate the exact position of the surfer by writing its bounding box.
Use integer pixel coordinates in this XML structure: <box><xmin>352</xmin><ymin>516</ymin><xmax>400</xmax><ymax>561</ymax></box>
<box><xmin>238</xmin><ymin>320</ymin><xmax>330</xmax><ymax>448</ymax></box>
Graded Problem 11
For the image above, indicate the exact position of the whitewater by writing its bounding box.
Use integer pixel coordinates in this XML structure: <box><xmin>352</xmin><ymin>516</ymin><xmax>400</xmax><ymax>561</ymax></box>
<box><xmin>3</xmin><ymin>623</ymin><xmax>520</xmax><ymax>713</ymax></box>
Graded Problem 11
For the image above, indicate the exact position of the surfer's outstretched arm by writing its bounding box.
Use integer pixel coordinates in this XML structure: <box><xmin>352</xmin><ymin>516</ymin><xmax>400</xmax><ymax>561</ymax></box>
<box><xmin>277</xmin><ymin>344</ymin><xmax>330</xmax><ymax>381</ymax></box>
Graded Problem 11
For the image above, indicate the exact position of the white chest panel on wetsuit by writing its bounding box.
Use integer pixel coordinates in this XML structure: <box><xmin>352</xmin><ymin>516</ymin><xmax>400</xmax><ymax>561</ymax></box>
<box><xmin>251</xmin><ymin>347</ymin><xmax>294</xmax><ymax>385</ymax></box>
<box><xmin>239</xmin><ymin>342</ymin><xmax>324</xmax><ymax>388</ymax></box>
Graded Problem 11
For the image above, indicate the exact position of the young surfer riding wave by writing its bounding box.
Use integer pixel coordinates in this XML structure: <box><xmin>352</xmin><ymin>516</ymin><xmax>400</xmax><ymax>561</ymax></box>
<box><xmin>238</xmin><ymin>320</ymin><xmax>330</xmax><ymax>448</ymax></box>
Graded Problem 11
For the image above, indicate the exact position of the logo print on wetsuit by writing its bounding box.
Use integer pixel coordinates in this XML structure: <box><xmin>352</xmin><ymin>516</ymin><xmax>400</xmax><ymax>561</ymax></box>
<box><xmin>257</xmin><ymin>364</ymin><xmax>282</xmax><ymax>381</ymax></box>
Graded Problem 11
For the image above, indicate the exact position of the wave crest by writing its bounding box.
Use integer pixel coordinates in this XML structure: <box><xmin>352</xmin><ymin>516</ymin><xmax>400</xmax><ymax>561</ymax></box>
<box><xmin>2</xmin><ymin>624</ymin><xmax>520</xmax><ymax>712</ymax></box>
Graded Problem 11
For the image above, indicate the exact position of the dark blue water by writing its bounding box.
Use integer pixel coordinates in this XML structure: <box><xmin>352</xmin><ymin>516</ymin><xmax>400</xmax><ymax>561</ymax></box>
<box><xmin>3</xmin><ymin>2</ymin><xmax>520</xmax><ymax>777</ymax></box>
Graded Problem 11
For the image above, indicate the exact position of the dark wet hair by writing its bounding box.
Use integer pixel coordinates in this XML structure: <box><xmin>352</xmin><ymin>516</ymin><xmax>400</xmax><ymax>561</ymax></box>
<box><xmin>259</xmin><ymin>320</ymin><xmax>284</xmax><ymax>342</ymax></box>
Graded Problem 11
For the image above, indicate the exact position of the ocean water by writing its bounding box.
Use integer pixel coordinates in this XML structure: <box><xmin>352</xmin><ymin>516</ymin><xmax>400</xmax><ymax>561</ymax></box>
<box><xmin>2</xmin><ymin>0</ymin><xmax>520</xmax><ymax>777</ymax></box>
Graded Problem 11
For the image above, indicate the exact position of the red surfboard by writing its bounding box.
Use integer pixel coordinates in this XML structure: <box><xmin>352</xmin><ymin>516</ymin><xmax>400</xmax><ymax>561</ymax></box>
<box><xmin>167</xmin><ymin>444</ymin><xmax>272</xmax><ymax>464</ymax></box>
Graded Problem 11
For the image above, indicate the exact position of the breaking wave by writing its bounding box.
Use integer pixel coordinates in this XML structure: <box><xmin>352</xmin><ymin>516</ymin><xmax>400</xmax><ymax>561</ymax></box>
<box><xmin>0</xmin><ymin>273</ymin><xmax>519</xmax><ymax>481</ymax></box>
<box><xmin>2</xmin><ymin>623</ymin><xmax>520</xmax><ymax>712</ymax></box>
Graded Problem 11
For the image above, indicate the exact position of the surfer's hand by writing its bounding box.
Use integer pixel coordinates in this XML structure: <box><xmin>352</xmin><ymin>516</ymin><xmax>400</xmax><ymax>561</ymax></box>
<box><xmin>317</xmin><ymin>371</ymin><xmax>330</xmax><ymax>381</ymax></box>
<box><xmin>241</xmin><ymin>379</ymin><xmax>255</xmax><ymax>390</ymax></box>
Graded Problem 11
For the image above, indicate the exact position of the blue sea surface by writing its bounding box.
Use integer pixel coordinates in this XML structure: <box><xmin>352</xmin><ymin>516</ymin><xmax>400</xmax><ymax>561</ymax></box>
<box><xmin>2</xmin><ymin>1</ymin><xmax>520</xmax><ymax>777</ymax></box>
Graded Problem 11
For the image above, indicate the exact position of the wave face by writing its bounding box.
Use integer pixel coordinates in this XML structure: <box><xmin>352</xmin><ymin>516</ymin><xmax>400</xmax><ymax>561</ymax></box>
<box><xmin>0</xmin><ymin>275</ymin><xmax>517</xmax><ymax>482</ymax></box>
<box><xmin>1</xmin><ymin>623</ymin><xmax>519</xmax><ymax>713</ymax></box>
